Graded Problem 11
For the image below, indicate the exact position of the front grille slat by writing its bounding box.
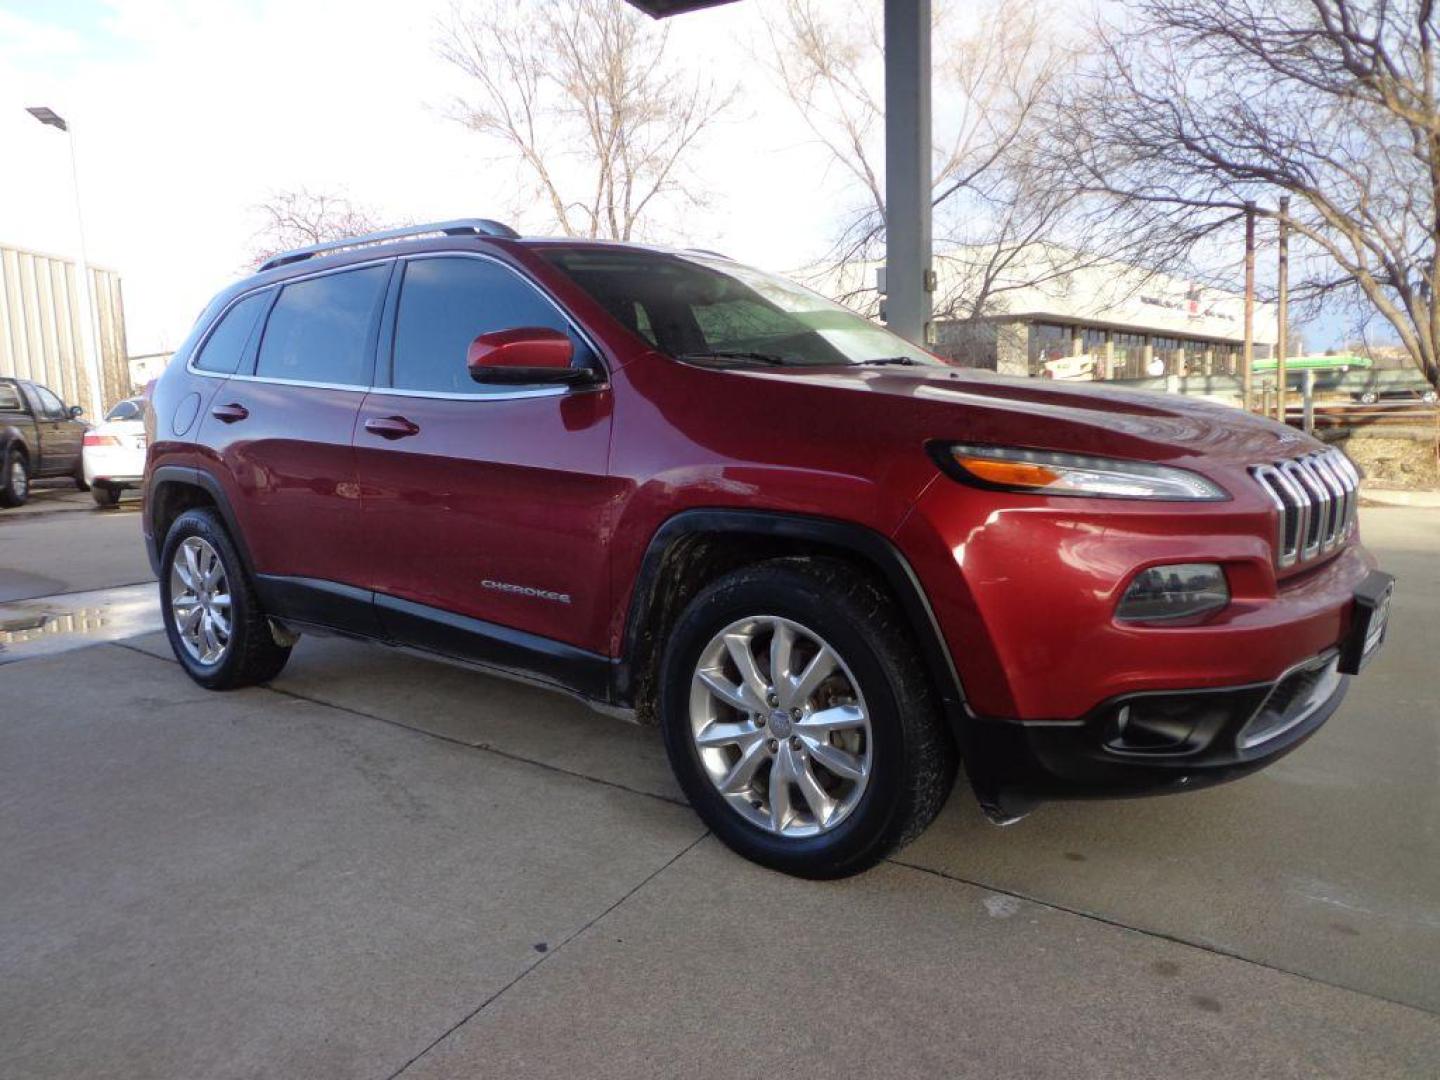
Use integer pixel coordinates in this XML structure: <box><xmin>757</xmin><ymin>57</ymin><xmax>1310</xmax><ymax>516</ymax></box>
<box><xmin>1311</xmin><ymin>455</ymin><xmax>1347</xmax><ymax>551</ymax></box>
<box><xmin>1250</xmin><ymin>448</ymin><xmax>1357</xmax><ymax>569</ymax></box>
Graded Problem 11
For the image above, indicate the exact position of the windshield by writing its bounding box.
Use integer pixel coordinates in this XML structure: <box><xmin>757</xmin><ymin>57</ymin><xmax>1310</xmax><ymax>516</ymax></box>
<box><xmin>105</xmin><ymin>398</ymin><xmax>143</xmax><ymax>422</ymax></box>
<box><xmin>537</xmin><ymin>247</ymin><xmax>941</xmax><ymax>368</ymax></box>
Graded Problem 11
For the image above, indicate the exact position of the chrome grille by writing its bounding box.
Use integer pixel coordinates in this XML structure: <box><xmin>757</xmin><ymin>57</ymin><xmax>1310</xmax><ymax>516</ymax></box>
<box><xmin>1251</xmin><ymin>449</ymin><xmax>1359</xmax><ymax>568</ymax></box>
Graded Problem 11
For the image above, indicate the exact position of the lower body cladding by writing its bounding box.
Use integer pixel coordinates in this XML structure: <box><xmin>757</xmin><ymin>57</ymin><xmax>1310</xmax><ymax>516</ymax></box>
<box><xmin>963</xmin><ymin>569</ymin><xmax>1395</xmax><ymax>820</ymax></box>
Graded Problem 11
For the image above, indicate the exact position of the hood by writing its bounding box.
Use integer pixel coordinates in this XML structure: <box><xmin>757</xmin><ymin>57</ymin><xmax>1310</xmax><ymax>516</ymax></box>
<box><xmin>734</xmin><ymin>364</ymin><xmax>1317</xmax><ymax>468</ymax></box>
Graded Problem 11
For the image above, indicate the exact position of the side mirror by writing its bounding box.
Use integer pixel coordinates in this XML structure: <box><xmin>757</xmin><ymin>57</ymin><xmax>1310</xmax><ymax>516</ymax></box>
<box><xmin>467</xmin><ymin>327</ymin><xmax>595</xmax><ymax>386</ymax></box>
<box><xmin>69</xmin><ymin>405</ymin><xmax>84</xmax><ymax>419</ymax></box>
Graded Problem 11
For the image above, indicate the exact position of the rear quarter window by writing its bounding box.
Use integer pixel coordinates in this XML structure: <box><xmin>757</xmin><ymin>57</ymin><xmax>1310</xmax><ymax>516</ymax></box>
<box><xmin>194</xmin><ymin>291</ymin><xmax>271</xmax><ymax>375</ymax></box>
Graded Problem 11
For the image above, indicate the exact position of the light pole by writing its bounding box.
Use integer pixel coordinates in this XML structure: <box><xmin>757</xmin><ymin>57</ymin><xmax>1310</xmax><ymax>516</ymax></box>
<box><xmin>26</xmin><ymin>106</ymin><xmax>105</xmax><ymax>419</ymax></box>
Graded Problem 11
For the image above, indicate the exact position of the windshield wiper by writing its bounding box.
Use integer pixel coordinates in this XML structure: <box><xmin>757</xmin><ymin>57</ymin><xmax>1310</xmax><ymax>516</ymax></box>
<box><xmin>850</xmin><ymin>356</ymin><xmax>920</xmax><ymax>367</ymax></box>
<box><xmin>676</xmin><ymin>350</ymin><xmax>800</xmax><ymax>366</ymax></box>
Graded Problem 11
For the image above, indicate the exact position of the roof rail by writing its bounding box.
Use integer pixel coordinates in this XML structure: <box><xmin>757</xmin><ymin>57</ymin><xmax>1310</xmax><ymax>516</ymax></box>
<box><xmin>259</xmin><ymin>218</ymin><xmax>520</xmax><ymax>272</ymax></box>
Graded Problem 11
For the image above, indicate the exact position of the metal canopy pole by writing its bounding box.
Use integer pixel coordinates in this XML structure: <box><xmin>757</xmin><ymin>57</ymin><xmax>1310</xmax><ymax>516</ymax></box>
<box><xmin>883</xmin><ymin>0</ymin><xmax>933</xmax><ymax>345</ymax></box>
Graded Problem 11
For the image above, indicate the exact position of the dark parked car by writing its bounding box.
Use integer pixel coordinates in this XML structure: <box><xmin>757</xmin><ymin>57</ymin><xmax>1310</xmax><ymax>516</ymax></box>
<box><xmin>142</xmin><ymin>220</ymin><xmax>1393</xmax><ymax>878</ymax></box>
<box><xmin>1347</xmin><ymin>367</ymin><xmax>1440</xmax><ymax>404</ymax></box>
<box><xmin>1355</xmin><ymin>385</ymin><xmax>1438</xmax><ymax>405</ymax></box>
<box><xmin>0</xmin><ymin>376</ymin><xmax>88</xmax><ymax>507</ymax></box>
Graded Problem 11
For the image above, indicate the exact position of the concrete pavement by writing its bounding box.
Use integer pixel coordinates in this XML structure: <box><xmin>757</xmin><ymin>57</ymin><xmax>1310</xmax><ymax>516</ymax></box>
<box><xmin>1</xmin><ymin>504</ymin><xmax>1437</xmax><ymax>1076</ymax></box>
<box><xmin>0</xmin><ymin>486</ymin><xmax>151</xmax><ymax>602</ymax></box>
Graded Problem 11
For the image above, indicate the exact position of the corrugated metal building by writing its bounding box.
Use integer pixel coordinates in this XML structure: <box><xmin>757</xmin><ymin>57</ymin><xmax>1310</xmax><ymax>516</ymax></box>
<box><xmin>0</xmin><ymin>242</ymin><xmax>130</xmax><ymax>413</ymax></box>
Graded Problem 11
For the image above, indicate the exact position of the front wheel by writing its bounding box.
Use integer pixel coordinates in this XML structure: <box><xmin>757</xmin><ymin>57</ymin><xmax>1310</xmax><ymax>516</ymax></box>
<box><xmin>659</xmin><ymin>558</ymin><xmax>957</xmax><ymax>879</ymax></box>
<box><xmin>160</xmin><ymin>508</ymin><xmax>292</xmax><ymax>689</ymax></box>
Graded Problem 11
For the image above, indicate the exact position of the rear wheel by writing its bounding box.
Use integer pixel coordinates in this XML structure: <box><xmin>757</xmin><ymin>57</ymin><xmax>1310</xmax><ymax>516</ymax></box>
<box><xmin>659</xmin><ymin>558</ymin><xmax>956</xmax><ymax>879</ymax></box>
<box><xmin>0</xmin><ymin>449</ymin><xmax>29</xmax><ymax>508</ymax></box>
<box><xmin>91</xmin><ymin>483</ymin><xmax>122</xmax><ymax>508</ymax></box>
<box><xmin>160</xmin><ymin>508</ymin><xmax>292</xmax><ymax>689</ymax></box>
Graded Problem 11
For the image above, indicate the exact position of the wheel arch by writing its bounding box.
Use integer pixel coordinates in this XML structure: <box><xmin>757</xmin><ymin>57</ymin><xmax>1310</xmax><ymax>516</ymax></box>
<box><xmin>613</xmin><ymin>509</ymin><xmax>968</xmax><ymax>732</ymax></box>
<box><xmin>146</xmin><ymin>466</ymin><xmax>255</xmax><ymax>579</ymax></box>
<box><xmin>1</xmin><ymin>427</ymin><xmax>30</xmax><ymax>466</ymax></box>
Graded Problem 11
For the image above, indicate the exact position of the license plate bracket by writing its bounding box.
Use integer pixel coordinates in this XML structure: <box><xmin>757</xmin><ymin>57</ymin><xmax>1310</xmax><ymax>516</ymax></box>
<box><xmin>1337</xmin><ymin>570</ymin><xmax>1394</xmax><ymax>675</ymax></box>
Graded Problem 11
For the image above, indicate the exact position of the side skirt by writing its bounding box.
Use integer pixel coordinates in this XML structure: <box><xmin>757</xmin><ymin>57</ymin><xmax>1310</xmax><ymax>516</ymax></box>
<box><xmin>254</xmin><ymin>573</ymin><xmax>616</xmax><ymax>710</ymax></box>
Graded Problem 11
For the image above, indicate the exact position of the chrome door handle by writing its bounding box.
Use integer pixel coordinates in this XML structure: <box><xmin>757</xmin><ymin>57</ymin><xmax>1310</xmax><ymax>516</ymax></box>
<box><xmin>364</xmin><ymin>415</ymin><xmax>420</xmax><ymax>440</ymax></box>
<box><xmin>211</xmin><ymin>403</ymin><xmax>249</xmax><ymax>423</ymax></box>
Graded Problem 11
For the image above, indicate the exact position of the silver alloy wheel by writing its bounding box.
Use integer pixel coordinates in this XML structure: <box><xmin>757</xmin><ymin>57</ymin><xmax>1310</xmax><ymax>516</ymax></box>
<box><xmin>10</xmin><ymin>457</ymin><xmax>27</xmax><ymax>499</ymax></box>
<box><xmin>169</xmin><ymin>536</ymin><xmax>232</xmax><ymax>665</ymax></box>
<box><xmin>689</xmin><ymin>615</ymin><xmax>872</xmax><ymax>838</ymax></box>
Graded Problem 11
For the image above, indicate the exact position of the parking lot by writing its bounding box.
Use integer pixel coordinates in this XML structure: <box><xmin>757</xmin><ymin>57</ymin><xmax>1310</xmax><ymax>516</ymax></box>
<box><xmin>3</xmin><ymin>486</ymin><xmax>1438</xmax><ymax>1077</ymax></box>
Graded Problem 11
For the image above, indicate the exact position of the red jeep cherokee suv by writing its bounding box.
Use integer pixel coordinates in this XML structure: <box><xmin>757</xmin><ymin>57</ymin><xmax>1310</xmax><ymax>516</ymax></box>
<box><xmin>142</xmin><ymin>219</ymin><xmax>1393</xmax><ymax>878</ymax></box>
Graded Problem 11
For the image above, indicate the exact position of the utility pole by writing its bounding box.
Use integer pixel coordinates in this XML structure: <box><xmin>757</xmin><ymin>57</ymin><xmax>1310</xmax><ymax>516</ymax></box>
<box><xmin>1242</xmin><ymin>201</ymin><xmax>1256</xmax><ymax>413</ymax></box>
<box><xmin>26</xmin><ymin>106</ymin><xmax>104</xmax><ymax>419</ymax></box>
<box><xmin>1276</xmin><ymin>195</ymin><xmax>1290</xmax><ymax>424</ymax></box>
<box><xmin>882</xmin><ymin>0</ymin><xmax>934</xmax><ymax>346</ymax></box>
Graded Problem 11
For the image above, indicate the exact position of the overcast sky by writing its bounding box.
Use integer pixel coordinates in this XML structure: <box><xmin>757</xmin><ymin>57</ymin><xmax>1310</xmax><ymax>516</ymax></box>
<box><xmin>2</xmin><ymin>0</ymin><xmax>1360</xmax><ymax>356</ymax></box>
<box><xmin>0</xmin><ymin>0</ymin><xmax>853</xmax><ymax>354</ymax></box>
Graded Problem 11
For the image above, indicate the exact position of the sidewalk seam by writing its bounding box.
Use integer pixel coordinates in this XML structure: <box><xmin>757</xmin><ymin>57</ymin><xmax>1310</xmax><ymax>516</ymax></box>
<box><xmin>887</xmin><ymin>856</ymin><xmax>1440</xmax><ymax>1020</ymax></box>
<box><xmin>381</xmin><ymin>830</ymin><xmax>709</xmax><ymax>1080</ymax></box>
<box><xmin>0</xmin><ymin>578</ymin><xmax>155</xmax><ymax>605</ymax></box>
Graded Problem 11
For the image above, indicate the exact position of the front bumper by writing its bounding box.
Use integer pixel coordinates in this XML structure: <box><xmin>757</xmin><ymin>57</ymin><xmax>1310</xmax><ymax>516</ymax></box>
<box><xmin>897</xmin><ymin>478</ymin><xmax>1382</xmax><ymax>720</ymax></box>
<box><xmin>962</xmin><ymin>570</ymin><xmax>1393</xmax><ymax>819</ymax></box>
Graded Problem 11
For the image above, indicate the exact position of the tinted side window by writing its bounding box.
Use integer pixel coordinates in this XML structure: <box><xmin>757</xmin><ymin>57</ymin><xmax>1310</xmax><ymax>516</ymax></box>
<box><xmin>391</xmin><ymin>257</ymin><xmax>594</xmax><ymax>395</ymax></box>
<box><xmin>0</xmin><ymin>383</ymin><xmax>21</xmax><ymax>411</ymax></box>
<box><xmin>256</xmin><ymin>265</ymin><xmax>389</xmax><ymax>386</ymax></box>
<box><xmin>33</xmin><ymin>385</ymin><xmax>66</xmax><ymax>419</ymax></box>
<box><xmin>195</xmin><ymin>291</ymin><xmax>270</xmax><ymax>374</ymax></box>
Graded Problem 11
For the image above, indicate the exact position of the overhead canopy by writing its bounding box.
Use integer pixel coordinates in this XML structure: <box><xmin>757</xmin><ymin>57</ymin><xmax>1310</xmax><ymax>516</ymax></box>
<box><xmin>625</xmin><ymin>0</ymin><xmax>739</xmax><ymax>16</ymax></box>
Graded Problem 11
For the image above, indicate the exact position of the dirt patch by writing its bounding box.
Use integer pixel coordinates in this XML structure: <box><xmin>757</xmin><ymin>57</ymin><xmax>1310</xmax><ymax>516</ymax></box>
<box><xmin>1328</xmin><ymin>432</ymin><xmax>1440</xmax><ymax>490</ymax></box>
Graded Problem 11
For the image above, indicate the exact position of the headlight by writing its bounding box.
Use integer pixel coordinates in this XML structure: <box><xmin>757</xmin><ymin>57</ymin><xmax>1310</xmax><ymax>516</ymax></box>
<box><xmin>1116</xmin><ymin>563</ymin><xmax>1230</xmax><ymax>622</ymax></box>
<box><xmin>930</xmin><ymin>443</ymin><xmax>1228</xmax><ymax>501</ymax></box>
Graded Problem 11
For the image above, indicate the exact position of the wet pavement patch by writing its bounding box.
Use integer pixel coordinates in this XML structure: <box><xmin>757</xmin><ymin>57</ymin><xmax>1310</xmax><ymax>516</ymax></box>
<box><xmin>0</xmin><ymin>583</ymin><xmax>161</xmax><ymax>664</ymax></box>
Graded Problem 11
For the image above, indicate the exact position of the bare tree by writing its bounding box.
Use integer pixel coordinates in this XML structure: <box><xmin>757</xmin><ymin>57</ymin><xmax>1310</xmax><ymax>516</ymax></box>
<box><xmin>438</xmin><ymin>0</ymin><xmax>734</xmax><ymax>241</ymax></box>
<box><xmin>249</xmin><ymin>188</ymin><xmax>391</xmax><ymax>267</ymax></box>
<box><xmin>765</xmin><ymin>0</ymin><xmax>1106</xmax><ymax>340</ymax></box>
<box><xmin>1055</xmin><ymin>0</ymin><xmax>1440</xmax><ymax>390</ymax></box>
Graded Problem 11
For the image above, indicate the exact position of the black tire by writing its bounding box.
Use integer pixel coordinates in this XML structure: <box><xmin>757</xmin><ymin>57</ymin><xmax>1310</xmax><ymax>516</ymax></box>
<box><xmin>159</xmin><ymin>507</ymin><xmax>292</xmax><ymax>689</ymax></box>
<box><xmin>659</xmin><ymin>558</ymin><xmax>957</xmax><ymax>879</ymax></box>
<box><xmin>74</xmin><ymin>464</ymin><xmax>89</xmax><ymax>491</ymax></box>
<box><xmin>91</xmin><ymin>483</ymin><xmax>122</xmax><ymax>508</ymax></box>
<box><xmin>0</xmin><ymin>448</ymin><xmax>29</xmax><ymax>508</ymax></box>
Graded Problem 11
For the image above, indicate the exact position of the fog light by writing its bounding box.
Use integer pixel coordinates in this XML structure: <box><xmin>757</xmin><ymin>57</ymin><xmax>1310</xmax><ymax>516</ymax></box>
<box><xmin>1116</xmin><ymin>563</ymin><xmax>1228</xmax><ymax>623</ymax></box>
<box><xmin>1102</xmin><ymin>692</ymin><xmax>1252</xmax><ymax>755</ymax></box>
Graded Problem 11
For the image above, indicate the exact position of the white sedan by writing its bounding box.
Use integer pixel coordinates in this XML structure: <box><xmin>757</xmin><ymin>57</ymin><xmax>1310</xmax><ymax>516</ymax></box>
<box><xmin>83</xmin><ymin>397</ymin><xmax>147</xmax><ymax>507</ymax></box>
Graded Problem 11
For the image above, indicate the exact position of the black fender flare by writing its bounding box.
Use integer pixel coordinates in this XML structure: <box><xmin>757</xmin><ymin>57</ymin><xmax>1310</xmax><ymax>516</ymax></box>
<box><xmin>614</xmin><ymin>508</ymin><xmax>969</xmax><ymax>724</ymax></box>
<box><xmin>145</xmin><ymin>465</ymin><xmax>257</xmax><ymax>579</ymax></box>
<box><xmin>0</xmin><ymin>426</ymin><xmax>30</xmax><ymax>468</ymax></box>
